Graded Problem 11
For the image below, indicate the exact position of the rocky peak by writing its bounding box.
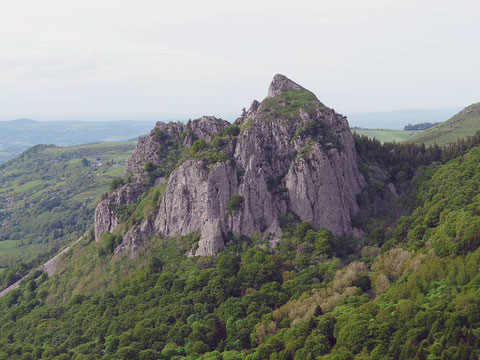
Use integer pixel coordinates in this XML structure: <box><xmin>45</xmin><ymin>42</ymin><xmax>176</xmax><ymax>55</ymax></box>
<box><xmin>154</xmin><ymin>121</ymin><xmax>184</xmax><ymax>136</ymax></box>
<box><xmin>94</xmin><ymin>74</ymin><xmax>366</xmax><ymax>256</ymax></box>
<box><xmin>267</xmin><ymin>74</ymin><xmax>306</xmax><ymax>98</ymax></box>
<box><xmin>183</xmin><ymin>116</ymin><xmax>230</xmax><ymax>146</ymax></box>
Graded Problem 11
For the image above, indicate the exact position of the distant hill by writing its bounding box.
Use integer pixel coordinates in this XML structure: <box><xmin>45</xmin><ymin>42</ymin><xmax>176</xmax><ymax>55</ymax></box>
<box><xmin>0</xmin><ymin>119</ymin><xmax>157</xmax><ymax>163</ymax></box>
<box><xmin>412</xmin><ymin>103</ymin><xmax>480</xmax><ymax>145</ymax></box>
<box><xmin>352</xmin><ymin>128</ymin><xmax>417</xmax><ymax>143</ymax></box>
<box><xmin>346</xmin><ymin>107</ymin><xmax>460</xmax><ymax>130</ymax></box>
<box><xmin>0</xmin><ymin>141</ymin><xmax>135</xmax><ymax>277</ymax></box>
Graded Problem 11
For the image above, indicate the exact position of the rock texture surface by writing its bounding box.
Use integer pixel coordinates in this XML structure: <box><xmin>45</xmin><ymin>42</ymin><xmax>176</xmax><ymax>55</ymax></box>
<box><xmin>94</xmin><ymin>184</ymin><xmax>144</xmax><ymax>241</ymax></box>
<box><xmin>267</xmin><ymin>73</ymin><xmax>305</xmax><ymax>97</ymax></box>
<box><xmin>182</xmin><ymin>116</ymin><xmax>230</xmax><ymax>146</ymax></box>
<box><xmin>125</xmin><ymin>122</ymin><xmax>183</xmax><ymax>183</ymax></box>
<box><xmin>94</xmin><ymin>74</ymin><xmax>365</xmax><ymax>255</ymax></box>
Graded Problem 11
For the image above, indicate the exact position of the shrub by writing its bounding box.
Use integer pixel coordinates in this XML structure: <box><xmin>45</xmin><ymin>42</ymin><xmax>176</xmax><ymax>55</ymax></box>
<box><xmin>192</xmin><ymin>139</ymin><xmax>209</xmax><ymax>154</ymax></box>
<box><xmin>110</xmin><ymin>177</ymin><xmax>125</xmax><ymax>191</ymax></box>
<box><xmin>99</xmin><ymin>232</ymin><xmax>122</xmax><ymax>256</ymax></box>
<box><xmin>212</xmin><ymin>136</ymin><xmax>227</xmax><ymax>150</ymax></box>
<box><xmin>144</xmin><ymin>161</ymin><xmax>155</xmax><ymax>173</ymax></box>
<box><xmin>223</xmin><ymin>125</ymin><xmax>240</xmax><ymax>137</ymax></box>
<box><xmin>152</xmin><ymin>128</ymin><xmax>169</xmax><ymax>142</ymax></box>
<box><xmin>228</xmin><ymin>195</ymin><xmax>244</xmax><ymax>214</ymax></box>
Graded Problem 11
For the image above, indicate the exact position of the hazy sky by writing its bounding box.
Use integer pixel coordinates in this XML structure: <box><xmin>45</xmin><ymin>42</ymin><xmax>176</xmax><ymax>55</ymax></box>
<box><xmin>0</xmin><ymin>0</ymin><xmax>479</xmax><ymax>121</ymax></box>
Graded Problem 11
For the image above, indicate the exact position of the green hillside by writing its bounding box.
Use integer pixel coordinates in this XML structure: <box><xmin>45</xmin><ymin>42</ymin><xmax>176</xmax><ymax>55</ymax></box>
<box><xmin>412</xmin><ymin>102</ymin><xmax>480</xmax><ymax>145</ymax></box>
<box><xmin>352</xmin><ymin>128</ymin><xmax>416</xmax><ymax>143</ymax></box>
<box><xmin>0</xmin><ymin>142</ymin><xmax>135</xmax><ymax>288</ymax></box>
<box><xmin>2</xmin><ymin>136</ymin><xmax>480</xmax><ymax>358</ymax></box>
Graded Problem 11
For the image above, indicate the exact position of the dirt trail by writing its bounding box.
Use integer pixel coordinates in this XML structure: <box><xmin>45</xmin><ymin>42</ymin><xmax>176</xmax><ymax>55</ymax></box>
<box><xmin>0</xmin><ymin>236</ymin><xmax>83</xmax><ymax>298</ymax></box>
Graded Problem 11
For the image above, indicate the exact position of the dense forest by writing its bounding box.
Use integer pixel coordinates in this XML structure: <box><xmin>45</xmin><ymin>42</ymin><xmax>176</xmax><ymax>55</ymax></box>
<box><xmin>1</xmin><ymin>131</ymin><xmax>480</xmax><ymax>359</ymax></box>
<box><xmin>403</xmin><ymin>122</ymin><xmax>439</xmax><ymax>131</ymax></box>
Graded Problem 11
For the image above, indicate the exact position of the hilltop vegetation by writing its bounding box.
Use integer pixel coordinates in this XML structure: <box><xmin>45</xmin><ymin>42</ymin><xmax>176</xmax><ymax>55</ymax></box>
<box><xmin>412</xmin><ymin>103</ymin><xmax>480</xmax><ymax>145</ymax></box>
<box><xmin>0</xmin><ymin>142</ymin><xmax>135</xmax><ymax>289</ymax></box>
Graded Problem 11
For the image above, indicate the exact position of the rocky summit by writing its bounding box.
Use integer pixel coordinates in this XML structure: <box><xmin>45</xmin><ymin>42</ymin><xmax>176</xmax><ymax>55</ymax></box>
<box><xmin>94</xmin><ymin>74</ymin><xmax>366</xmax><ymax>256</ymax></box>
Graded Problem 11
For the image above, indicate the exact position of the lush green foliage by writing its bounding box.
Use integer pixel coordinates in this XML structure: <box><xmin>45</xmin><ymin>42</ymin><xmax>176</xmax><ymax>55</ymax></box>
<box><xmin>404</xmin><ymin>122</ymin><xmax>439</xmax><ymax>131</ymax></box>
<box><xmin>227</xmin><ymin>195</ymin><xmax>244</xmax><ymax>214</ymax></box>
<box><xmin>390</xmin><ymin>147</ymin><xmax>480</xmax><ymax>256</ymax></box>
<box><xmin>1</xmin><ymin>215</ymin><xmax>480</xmax><ymax>359</ymax></box>
<box><xmin>0</xmin><ymin>142</ymin><xmax>135</xmax><ymax>288</ymax></box>
<box><xmin>223</xmin><ymin>125</ymin><xmax>241</xmax><ymax>137</ymax></box>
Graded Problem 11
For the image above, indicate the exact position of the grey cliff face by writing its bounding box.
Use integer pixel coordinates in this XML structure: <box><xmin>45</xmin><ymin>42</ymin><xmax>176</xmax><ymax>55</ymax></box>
<box><xmin>94</xmin><ymin>184</ymin><xmax>144</xmax><ymax>241</ymax></box>
<box><xmin>153</xmin><ymin>160</ymin><xmax>238</xmax><ymax>256</ymax></box>
<box><xmin>94</xmin><ymin>74</ymin><xmax>366</xmax><ymax>255</ymax></box>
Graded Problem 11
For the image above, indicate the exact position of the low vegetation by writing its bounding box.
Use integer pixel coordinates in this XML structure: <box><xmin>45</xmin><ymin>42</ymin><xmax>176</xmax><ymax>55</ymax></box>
<box><xmin>262</xmin><ymin>90</ymin><xmax>324</xmax><ymax>117</ymax></box>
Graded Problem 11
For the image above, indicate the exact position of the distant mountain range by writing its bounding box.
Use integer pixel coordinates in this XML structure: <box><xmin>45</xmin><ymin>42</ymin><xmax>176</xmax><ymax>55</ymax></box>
<box><xmin>0</xmin><ymin>119</ymin><xmax>157</xmax><ymax>163</ymax></box>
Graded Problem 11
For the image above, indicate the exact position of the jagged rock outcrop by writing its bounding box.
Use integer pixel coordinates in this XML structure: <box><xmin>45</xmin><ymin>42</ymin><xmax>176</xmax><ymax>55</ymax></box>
<box><xmin>94</xmin><ymin>183</ymin><xmax>144</xmax><ymax>241</ymax></box>
<box><xmin>95</xmin><ymin>116</ymin><xmax>229</xmax><ymax>242</ymax></box>
<box><xmin>182</xmin><ymin>116</ymin><xmax>230</xmax><ymax>146</ymax></box>
<box><xmin>94</xmin><ymin>74</ymin><xmax>366</xmax><ymax>255</ymax></box>
<box><xmin>124</xmin><ymin>117</ymin><xmax>229</xmax><ymax>183</ymax></box>
<box><xmin>124</xmin><ymin>122</ymin><xmax>183</xmax><ymax>183</ymax></box>
<box><xmin>267</xmin><ymin>73</ymin><xmax>305</xmax><ymax>97</ymax></box>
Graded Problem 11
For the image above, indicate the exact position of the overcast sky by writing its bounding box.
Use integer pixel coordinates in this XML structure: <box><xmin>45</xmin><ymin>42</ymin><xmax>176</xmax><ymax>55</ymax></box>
<box><xmin>0</xmin><ymin>0</ymin><xmax>479</xmax><ymax>121</ymax></box>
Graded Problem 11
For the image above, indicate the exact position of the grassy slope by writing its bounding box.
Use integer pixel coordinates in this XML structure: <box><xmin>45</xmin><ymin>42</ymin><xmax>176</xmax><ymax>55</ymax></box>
<box><xmin>412</xmin><ymin>102</ymin><xmax>480</xmax><ymax>145</ymax></box>
<box><xmin>0</xmin><ymin>142</ymin><xmax>135</xmax><ymax>269</ymax></box>
<box><xmin>352</xmin><ymin>128</ymin><xmax>417</xmax><ymax>143</ymax></box>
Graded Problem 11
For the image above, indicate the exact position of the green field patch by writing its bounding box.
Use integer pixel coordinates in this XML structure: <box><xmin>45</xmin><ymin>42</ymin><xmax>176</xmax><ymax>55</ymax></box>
<box><xmin>10</xmin><ymin>179</ymin><xmax>48</xmax><ymax>194</ymax></box>
<box><xmin>353</xmin><ymin>128</ymin><xmax>417</xmax><ymax>143</ymax></box>
<box><xmin>0</xmin><ymin>240</ymin><xmax>17</xmax><ymax>250</ymax></box>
